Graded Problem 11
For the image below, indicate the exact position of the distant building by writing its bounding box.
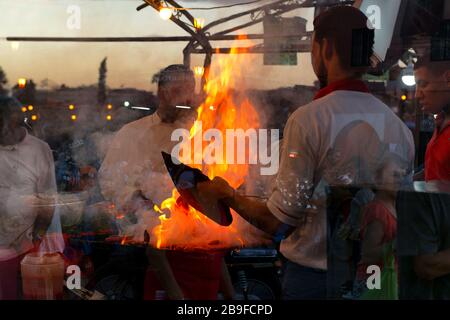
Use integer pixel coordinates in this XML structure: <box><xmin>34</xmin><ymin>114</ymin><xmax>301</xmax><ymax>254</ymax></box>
<box><xmin>30</xmin><ymin>86</ymin><xmax>157</xmax><ymax>140</ymax></box>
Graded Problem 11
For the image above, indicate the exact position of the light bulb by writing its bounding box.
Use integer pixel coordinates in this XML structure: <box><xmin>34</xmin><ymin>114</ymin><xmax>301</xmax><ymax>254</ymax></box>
<box><xmin>159</xmin><ymin>7</ymin><xmax>173</xmax><ymax>21</ymax></box>
<box><xmin>402</xmin><ymin>75</ymin><xmax>416</xmax><ymax>87</ymax></box>
<box><xmin>401</xmin><ymin>63</ymin><xmax>416</xmax><ymax>87</ymax></box>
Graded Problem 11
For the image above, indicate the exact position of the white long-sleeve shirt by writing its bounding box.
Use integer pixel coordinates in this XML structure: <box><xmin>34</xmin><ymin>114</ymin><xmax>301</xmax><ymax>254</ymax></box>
<box><xmin>0</xmin><ymin>129</ymin><xmax>57</xmax><ymax>260</ymax></box>
<box><xmin>99</xmin><ymin>113</ymin><xmax>191</xmax><ymax>210</ymax></box>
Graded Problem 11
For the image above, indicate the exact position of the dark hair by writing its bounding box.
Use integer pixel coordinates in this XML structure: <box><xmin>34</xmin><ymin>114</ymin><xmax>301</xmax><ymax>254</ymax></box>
<box><xmin>0</xmin><ymin>96</ymin><xmax>22</xmax><ymax>119</ymax></box>
<box><xmin>313</xmin><ymin>6</ymin><xmax>374</xmax><ymax>72</ymax></box>
<box><xmin>157</xmin><ymin>64</ymin><xmax>195</xmax><ymax>88</ymax></box>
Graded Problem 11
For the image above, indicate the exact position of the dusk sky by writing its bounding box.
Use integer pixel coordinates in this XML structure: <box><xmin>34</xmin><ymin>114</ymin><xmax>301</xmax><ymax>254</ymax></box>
<box><xmin>0</xmin><ymin>0</ymin><xmax>317</xmax><ymax>92</ymax></box>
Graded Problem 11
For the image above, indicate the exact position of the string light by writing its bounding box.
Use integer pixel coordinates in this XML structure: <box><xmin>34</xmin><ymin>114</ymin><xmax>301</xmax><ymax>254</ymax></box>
<box><xmin>194</xmin><ymin>18</ymin><xmax>205</xmax><ymax>30</ymax></box>
<box><xmin>10</xmin><ymin>41</ymin><xmax>20</xmax><ymax>51</ymax></box>
<box><xmin>194</xmin><ymin>66</ymin><xmax>205</xmax><ymax>77</ymax></box>
<box><xmin>159</xmin><ymin>6</ymin><xmax>173</xmax><ymax>20</ymax></box>
<box><xmin>18</xmin><ymin>78</ymin><xmax>26</xmax><ymax>88</ymax></box>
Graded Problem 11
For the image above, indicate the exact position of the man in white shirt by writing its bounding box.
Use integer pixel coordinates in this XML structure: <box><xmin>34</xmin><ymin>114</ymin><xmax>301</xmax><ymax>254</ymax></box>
<box><xmin>99</xmin><ymin>65</ymin><xmax>196</xmax><ymax>214</ymax></box>
<box><xmin>198</xmin><ymin>6</ymin><xmax>415</xmax><ymax>299</ymax></box>
<box><xmin>0</xmin><ymin>96</ymin><xmax>57</xmax><ymax>299</ymax></box>
<box><xmin>99</xmin><ymin>65</ymin><xmax>234</xmax><ymax>300</ymax></box>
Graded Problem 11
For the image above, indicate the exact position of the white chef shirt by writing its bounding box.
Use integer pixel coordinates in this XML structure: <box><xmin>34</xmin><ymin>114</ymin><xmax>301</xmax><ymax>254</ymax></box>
<box><xmin>99</xmin><ymin>113</ymin><xmax>192</xmax><ymax>209</ymax></box>
<box><xmin>267</xmin><ymin>91</ymin><xmax>415</xmax><ymax>270</ymax></box>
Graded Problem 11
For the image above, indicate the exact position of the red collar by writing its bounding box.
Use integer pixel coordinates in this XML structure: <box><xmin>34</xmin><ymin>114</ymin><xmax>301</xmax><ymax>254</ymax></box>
<box><xmin>314</xmin><ymin>79</ymin><xmax>370</xmax><ymax>100</ymax></box>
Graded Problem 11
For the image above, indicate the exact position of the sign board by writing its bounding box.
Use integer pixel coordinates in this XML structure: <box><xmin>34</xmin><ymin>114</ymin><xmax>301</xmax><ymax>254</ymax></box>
<box><xmin>263</xmin><ymin>15</ymin><xmax>307</xmax><ymax>66</ymax></box>
<box><xmin>358</xmin><ymin>0</ymin><xmax>401</xmax><ymax>62</ymax></box>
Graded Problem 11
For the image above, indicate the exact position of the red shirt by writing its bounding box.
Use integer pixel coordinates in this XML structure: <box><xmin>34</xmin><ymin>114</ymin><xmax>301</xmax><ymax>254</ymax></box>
<box><xmin>356</xmin><ymin>200</ymin><xmax>397</xmax><ymax>280</ymax></box>
<box><xmin>425</xmin><ymin>121</ymin><xmax>450</xmax><ymax>182</ymax></box>
<box><xmin>144</xmin><ymin>250</ymin><xmax>224</xmax><ymax>300</ymax></box>
<box><xmin>144</xmin><ymin>251</ymin><xmax>224</xmax><ymax>300</ymax></box>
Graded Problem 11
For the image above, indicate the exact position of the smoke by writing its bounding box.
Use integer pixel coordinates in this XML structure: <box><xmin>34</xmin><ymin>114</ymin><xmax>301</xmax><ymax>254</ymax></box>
<box><xmin>109</xmin><ymin>144</ymin><xmax>274</xmax><ymax>249</ymax></box>
<box><xmin>28</xmin><ymin>82</ymin><xmax>312</xmax><ymax>253</ymax></box>
<box><xmin>12</xmin><ymin>33</ymin><xmax>315</xmax><ymax>254</ymax></box>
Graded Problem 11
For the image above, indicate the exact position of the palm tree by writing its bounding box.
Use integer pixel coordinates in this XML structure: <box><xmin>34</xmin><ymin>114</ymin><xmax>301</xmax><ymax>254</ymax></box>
<box><xmin>98</xmin><ymin>57</ymin><xmax>107</xmax><ymax>105</ymax></box>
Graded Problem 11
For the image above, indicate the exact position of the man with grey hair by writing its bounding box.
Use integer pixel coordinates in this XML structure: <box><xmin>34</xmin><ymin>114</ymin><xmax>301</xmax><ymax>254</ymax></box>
<box><xmin>100</xmin><ymin>64</ymin><xmax>196</xmax><ymax>209</ymax></box>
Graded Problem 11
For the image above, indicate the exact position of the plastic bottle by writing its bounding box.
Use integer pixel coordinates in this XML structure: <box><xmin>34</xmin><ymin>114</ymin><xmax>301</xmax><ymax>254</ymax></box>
<box><xmin>21</xmin><ymin>252</ymin><xmax>65</xmax><ymax>300</ymax></box>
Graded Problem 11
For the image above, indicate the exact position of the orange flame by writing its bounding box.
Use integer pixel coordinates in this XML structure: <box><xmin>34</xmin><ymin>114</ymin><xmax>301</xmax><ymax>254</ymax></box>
<box><xmin>151</xmin><ymin>41</ymin><xmax>268</xmax><ymax>251</ymax></box>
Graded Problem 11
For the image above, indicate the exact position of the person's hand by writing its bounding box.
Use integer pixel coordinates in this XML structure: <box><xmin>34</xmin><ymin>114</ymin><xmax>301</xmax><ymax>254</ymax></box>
<box><xmin>197</xmin><ymin>176</ymin><xmax>235</xmax><ymax>200</ymax></box>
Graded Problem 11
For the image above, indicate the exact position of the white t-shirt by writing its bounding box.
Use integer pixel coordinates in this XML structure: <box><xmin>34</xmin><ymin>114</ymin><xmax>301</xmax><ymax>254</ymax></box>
<box><xmin>267</xmin><ymin>91</ymin><xmax>415</xmax><ymax>270</ymax></box>
<box><xmin>0</xmin><ymin>130</ymin><xmax>57</xmax><ymax>261</ymax></box>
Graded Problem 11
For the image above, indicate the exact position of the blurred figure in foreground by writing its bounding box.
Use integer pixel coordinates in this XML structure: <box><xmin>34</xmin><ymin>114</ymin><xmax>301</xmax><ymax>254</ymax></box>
<box><xmin>197</xmin><ymin>6</ymin><xmax>414</xmax><ymax>299</ymax></box>
<box><xmin>414</xmin><ymin>52</ymin><xmax>450</xmax><ymax>182</ymax></box>
<box><xmin>397</xmin><ymin>49</ymin><xmax>450</xmax><ymax>299</ymax></box>
<box><xmin>353</xmin><ymin>151</ymin><xmax>408</xmax><ymax>299</ymax></box>
<box><xmin>0</xmin><ymin>96</ymin><xmax>60</xmax><ymax>299</ymax></box>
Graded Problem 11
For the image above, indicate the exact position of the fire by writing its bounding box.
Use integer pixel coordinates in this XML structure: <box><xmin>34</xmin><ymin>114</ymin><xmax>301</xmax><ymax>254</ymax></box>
<box><xmin>150</xmin><ymin>41</ymin><xmax>268</xmax><ymax>251</ymax></box>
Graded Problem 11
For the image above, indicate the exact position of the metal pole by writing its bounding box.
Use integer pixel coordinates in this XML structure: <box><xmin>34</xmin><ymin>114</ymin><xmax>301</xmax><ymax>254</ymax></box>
<box><xmin>5</xmin><ymin>34</ymin><xmax>307</xmax><ymax>43</ymax></box>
